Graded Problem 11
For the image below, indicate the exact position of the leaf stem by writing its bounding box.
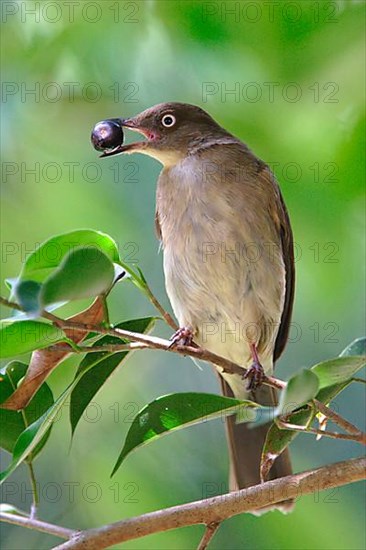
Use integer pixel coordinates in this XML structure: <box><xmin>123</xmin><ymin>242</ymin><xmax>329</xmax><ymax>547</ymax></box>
<box><xmin>100</xmin><ymin>294</ymin><xmax>110</xmax><ymax>326</ymax></box>
<box><xmin>116</xmin><ymin>263</ymin><xmax>177</xmax><ymax>330</ymax></box>
<box><xmin>143</xmin><ymin>282</ymin><xmax>177</xmax><ymax>330</ymax></box>
<box><xmin>27</xmin><ymin>462</ymin><xmax>40</xmax><ymax>519</ymax></box>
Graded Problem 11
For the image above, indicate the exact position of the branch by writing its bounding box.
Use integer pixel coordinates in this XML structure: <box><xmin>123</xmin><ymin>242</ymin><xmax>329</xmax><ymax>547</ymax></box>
<box><xmin>314</xmin><ymin>399</ymin><xmax>363</xmax><ymax>436</ymax></box>
<box><xmin>50</xmin><ymin>315</ymin><xmax>285</xmax><ymax>389</ymax></box>
<box><xmin>197</xmin><ymin>522</ymin><xmax>220</xmax><ymax>550</ymax></box>
<box><xmin>44</xmin><ymin>306</ymin><xmax>283</xmax><ymax>389</ymax></box>
<box><xmin>0</xmin><ymin>295</ymin><xmax>284</xmax><ymax>390</ymax></box>
<box><xmin>143</xmin><ymin>282</ymin><xmax>178</xmax><ymax>330</ymax></box>
<box><xmin>0</xmin><ymin>296</ymin><xmax>23</xmax><ymax>312</ymax></box>
<box><xmin>277</xmin><ymin>420</ymin><xmax>366</xmax><ymax>444</ymax></box>
<box><xmin>0</xmin><ymin>512</ymin><xmax>76</xmax><ymax>540</ymax></box>
<box><xmin>50</xmin><ymin>457</ymin><xmax>365</xmax><ymax>550</ymax></box>
<box><xmin>2</xmin><ymin>295</ymin><xmax>365</xmax><ymax>444</ymax></box>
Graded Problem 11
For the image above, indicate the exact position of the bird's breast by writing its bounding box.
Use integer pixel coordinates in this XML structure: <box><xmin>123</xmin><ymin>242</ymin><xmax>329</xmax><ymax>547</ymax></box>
<box><xmin>156</xmin><ymin>155</ymin><xmax>285</xmax><ymax>369</ymax></box>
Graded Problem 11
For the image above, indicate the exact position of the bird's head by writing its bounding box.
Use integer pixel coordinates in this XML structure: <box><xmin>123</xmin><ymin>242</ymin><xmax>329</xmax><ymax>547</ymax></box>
<box><xmin>95</xmin><ymin>102</ymin><xmax>228</xmax><ymax>166</ymax></box>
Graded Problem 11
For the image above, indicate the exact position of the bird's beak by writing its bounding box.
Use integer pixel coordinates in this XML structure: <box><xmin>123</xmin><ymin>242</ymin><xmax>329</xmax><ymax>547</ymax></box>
<box><xmin>99</xmin><ymin>117</ymin><xmax>153</xmax><ymax>158</ymax></box>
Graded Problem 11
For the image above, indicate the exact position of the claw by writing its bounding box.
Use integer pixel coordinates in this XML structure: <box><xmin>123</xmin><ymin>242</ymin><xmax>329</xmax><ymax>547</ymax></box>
<box><xmin>168</xmin><ymin>327</ymin><xmax>194</xmax><ymax>348</ymax></box>
<box><xmin>243</xmin><ymin>361</ymin><xmax>265</xmax><ymax>391</ymax></box>
<box><xmin>243</xmin><ymin>343</ymin><xmax>265</xmax><ymax>391</ymax></box>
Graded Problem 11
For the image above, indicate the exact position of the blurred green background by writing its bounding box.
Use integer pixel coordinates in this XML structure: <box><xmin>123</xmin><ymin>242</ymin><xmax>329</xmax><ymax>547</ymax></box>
<box><xmin>1</xmin><ymin>1</ymin><xmax>365</xmax><ymax>548</ymax></box>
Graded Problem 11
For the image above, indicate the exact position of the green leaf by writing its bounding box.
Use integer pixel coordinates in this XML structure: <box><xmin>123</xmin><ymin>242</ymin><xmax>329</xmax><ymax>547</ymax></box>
<box><xmin>112</xmin><ymin>392</ymin><xmax>258</xmax><ymax>476</ymax></box>
<box><xmin>40</xmin><ymin>247</ymin><xmax>114</xmax><ymax>307</ymax></box>
<box><xmin>70</xmin><ymin>317</ymin><xmax>156</xmax><ymax>436</ymax></box>
<box><xmin>0</xmin><ymin>503</ymin><xmax>28</xmax><ymax>516</ymax></box>
<box><xmin>0</xmin><ymin>317</ymin><xmax>154</xmax><ymax>483</ymax></box>
<box><xmin>0</xmin><ymin>389</ymin><xmax>70</xmax><ymax>483</ymax></box>
<box><xmin>312</xmin><ymin>356</ymin><xmax>366</xmax><ymax>389</ymax></box>
<box><xmin>315</xmin><ymin>380</ymin><xmax>352</xmax><ymax>404</ymax></box>
<box><xmin>0</xmin><ymin>357</ymin><xmax>98</xmax><ymax>483</ymax></box>
<box><xmin>248</xmin><ymin>406</ymin><xmax>277</xmax><ymax>428</ymax></box>
<box><xmin>339</xmin><ymin>337</ymin><xmax>366</xmax><ymax>358</ymax></box>
<box><xmin>0</xmin><ymin>320</ymin><xmax>66</xmax><ymax>359</ymax></box>
<box><xmin>250</xmin><ymin>370</ymin><xmax>319</xmax><ymax>428</ymax></box>
<box><xmin>136</xmin><ymin>267</ymin><xmax>147</xmax><ymax>285</ymax></box>
<box><xmin>260</xmin><ymin>407</ymin><xmax>314</xmax><ymax>481</ymax></box>
<box><xmin>18</xmin><ymin>229</ymin><xmax>120</xmax><ymax>284</ymax></box>
<box><xmin>0</xmin><ymin>362</ymin><xmax>53</xmax><ymax>457</ymax></box>
<box><xmin>278</xmin><ymin>369</ymin><xmax>319</xmax><ymax>415</ymax></box>
<box><xmin>14</xmin><ymin>281</ymin><xmax>42</xmax><ymax>314</ymax></box>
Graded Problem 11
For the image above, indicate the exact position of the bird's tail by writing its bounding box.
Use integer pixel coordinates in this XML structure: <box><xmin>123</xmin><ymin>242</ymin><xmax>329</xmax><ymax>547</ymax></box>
<box><xmin>219</xmin><ymin>376</ymin><xmax>294</xmax><ymax>514</ymax></box>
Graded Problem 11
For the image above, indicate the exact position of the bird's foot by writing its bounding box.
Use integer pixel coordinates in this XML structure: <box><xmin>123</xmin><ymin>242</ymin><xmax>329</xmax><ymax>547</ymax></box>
<box><xmin>243</xmin><ymin>360</ymin><xmax>265</xmax><ymax>391</ymax></box>
<box><xmin>168</xmin><ymin>327</ymin><xmax>194</xmax><ymax>348</ymax></box>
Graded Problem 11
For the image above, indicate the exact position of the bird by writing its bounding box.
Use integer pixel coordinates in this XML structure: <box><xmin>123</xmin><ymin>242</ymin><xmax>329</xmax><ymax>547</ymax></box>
<box><xmin>96</xmin><ymin>102</ymin><xmax>295</xmax><ymax>512</ymax></box>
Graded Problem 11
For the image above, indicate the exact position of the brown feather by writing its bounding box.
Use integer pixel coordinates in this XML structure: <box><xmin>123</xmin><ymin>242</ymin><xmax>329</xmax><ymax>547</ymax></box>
<box><xmin>219</xmin><ymin>375</ymin><xmax>294</xmax><ymax>513</ymax></box>
<box><xmin>274</xmin><ymin>194</ymin><xmax>295</xmax><ymax>361</ymax></box>
<box><xmin>255</xmin><ymin>165</ymin><xmax>295</xmax><ymax>362</ymax></box>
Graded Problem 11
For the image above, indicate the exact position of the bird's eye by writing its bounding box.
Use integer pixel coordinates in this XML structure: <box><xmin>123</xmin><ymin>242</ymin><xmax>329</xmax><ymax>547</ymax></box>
<box><xmin>162</xmin><ymin>114</ymin><xmax>176</xmax><ymax>128</ymax></box>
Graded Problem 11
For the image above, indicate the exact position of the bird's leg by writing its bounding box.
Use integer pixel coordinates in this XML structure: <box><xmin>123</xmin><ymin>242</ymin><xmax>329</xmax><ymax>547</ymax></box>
<box><xmin>243</xmin><ymin>343</ymin><xmax>265</xmax><ymax>391</ymax></box>
<box><xmin>168</xmin><ymin>326</ymin><xmax>195</xmax><ymax>348</ymax></box>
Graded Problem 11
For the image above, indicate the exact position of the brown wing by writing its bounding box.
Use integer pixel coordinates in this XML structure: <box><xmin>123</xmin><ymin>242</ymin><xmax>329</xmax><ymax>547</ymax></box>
<box><xmin>255</xmin><ymin>163</ymin><xmax>295</xmax><ymax>362</ymax></box>
<box><xmin>273</xmin><ymin>182</ymin><xmax>295</xmax><ymax>362</ymax></box>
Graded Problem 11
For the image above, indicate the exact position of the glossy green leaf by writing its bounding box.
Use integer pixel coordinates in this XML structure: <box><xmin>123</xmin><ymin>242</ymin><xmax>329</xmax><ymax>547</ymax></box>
<box><xmin>0</xmin><ymin>362</ymin><xmax>53</xmax><ymax>457</ymax></box>
<box><xmin>339</xmin><ymin>337</ymin><xmax>366</xmax><ymax>358</ymax></box>
<box><xmin>40</xmin><ymin>247</ymin><xmax>114</xmax><ymax>307</ymax></box>
<box><xmin>70</xmin><ymin>317</ymin><xmax>156</xmax><ymax>436</ymax></box>
<box><xmin>18</xmin><ymin>229</ymin><xmax>120</xmax><ymax>284</ymax></box>
<box><xmin>248</xmin><ymin>406</ymin><xmax>277</xmax><ymax>428</ymax></box>
<box><xmin>312</xmin><ymin>356</ymin><xmax>365</xmax><ymax>389</ymax></box>
<box><xmin>278</xmin><ymin>369</ymin><xmax>319</xmax><ymax>415</ymax></box>
<box><xmin>1</xmin><ymin>357</ymin><xmax>96</xmax><ymax>482</ymax></box>
<box><xmin>112</xmin><ymin>392</ymin><xmax>258</xmax><ymax>476</ymax></box>
<box><xmin>315</xmin><ymin>380</ymin><xmax>352</xmax><ymax>404</ymax></box>
<box><xmin>0</xmin><ymin>318</ymin><xmax>155</xmax><ymax>483</ymax></box>
<box><xmin>0</xmin><ymin>390</ymin><xmax>69</xmax><ymax>483</ymax></box>
<box><xmin>14</xmin><ymin>281</ymin><xmax>42</xmax><ymax>314</ymax></box>
<box><xmin>260</xmin><ymin>407</ymin><xmax>314</xmax><ymax>481</ymax></box>
<box><xmin>0</xmin><ymin>320</ymin><xmax>66</xmax><ymax>359</ymax></box>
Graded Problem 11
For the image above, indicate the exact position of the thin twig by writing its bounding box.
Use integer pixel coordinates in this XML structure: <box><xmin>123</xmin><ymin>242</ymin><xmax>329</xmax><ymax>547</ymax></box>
<box><xmin>43</xmin><ymin>312</ymin><xmax>252</xmax><ymax>377</ymax></box>
<box><xmin>197</xmin><ymin>522</ymin><xmax>221</xmax><ymax>550</ymax></box>
<box><xmin>27</xmin><ymin>462</ymin><xmax>40</xmax><ymax>519</ymax></box>
<box><xmin>314</xmin><ymin>399</ymin><xmax>363</xmax><ymax>437</ymax></box>
<box><xmin>0</xmin><ymin>512</ymin><xmax>76</xmax><ymax>540</ymax></box>
<box><xmin>50</xmin><ymin>457</ymin><xmax>365</xmax><ymax>550</ymax></box>
<box><xmin>49</xmin><ymin>343</ymin><xmax>148</xmax><ymax>353</ymax></box>
<box><xmin>6</xmin><ymin>358</ymin><xmax>40</xmax><ymax>518</ymax></box>
<box><xmin>0</xmin><ymin>296</ymin><xmax>23</xmax><ymax>311</ymax></box>
<box><xmin>0</xmin><ymin>295</ymin><xmax>284</xmax><ymax>391</ymax></box>
<box><xmin>277</xmin><ymin>420</ymin><xmax>366</xmax><ymax>444</ymax></box>
<box><xmin>3</xmin><ymin>294</ymin><xmax>364</xmax><ymax>443</ymax></box>
<box><xmin>143</xmin><ymin>283</ymin><xmax>178</xmax><ymax>330</ymax></box>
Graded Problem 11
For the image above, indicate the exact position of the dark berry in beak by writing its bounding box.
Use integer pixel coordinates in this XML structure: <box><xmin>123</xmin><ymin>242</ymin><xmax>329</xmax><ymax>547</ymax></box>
<box><xmin>91</xmin><ymin>119</ymin><xmax>124</xmax><ymax>151</ymax></box>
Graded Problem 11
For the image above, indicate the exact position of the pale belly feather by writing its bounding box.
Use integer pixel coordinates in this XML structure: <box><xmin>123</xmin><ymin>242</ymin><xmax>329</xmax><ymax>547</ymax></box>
<box><xmin>157</xmin><ymin>156</ymin><xmax>285</xmax><ymax>397</ymax></box>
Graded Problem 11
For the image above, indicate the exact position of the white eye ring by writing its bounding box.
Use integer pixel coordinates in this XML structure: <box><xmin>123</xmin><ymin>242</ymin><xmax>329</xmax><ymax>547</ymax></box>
<box><xmin>162</xmin><ymin>114</ymin><xmax>176</xmax><ymax>127</ymax></box>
